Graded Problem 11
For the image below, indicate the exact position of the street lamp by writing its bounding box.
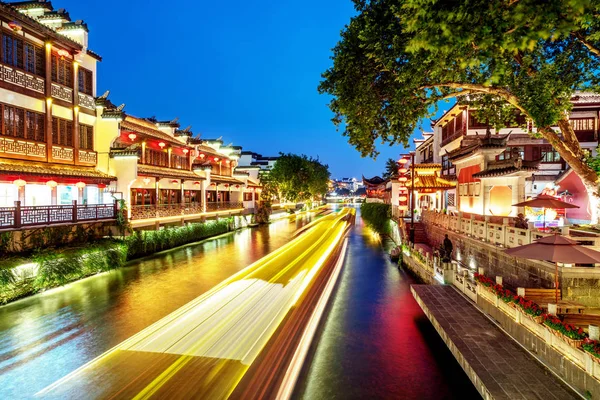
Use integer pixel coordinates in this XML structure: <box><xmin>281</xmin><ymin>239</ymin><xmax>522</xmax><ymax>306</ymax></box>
<box><xmin>400</xmin><ymin>152</ymin><xmax>416</xmax><ymax>243</ymax></box>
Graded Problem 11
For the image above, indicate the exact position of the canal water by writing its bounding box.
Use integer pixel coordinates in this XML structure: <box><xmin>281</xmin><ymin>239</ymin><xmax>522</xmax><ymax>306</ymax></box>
<box><xmin>295</xmin><ymin>211</ymin><xmax>479</xmax><ymax>399</ymax></box>
<box><xmin>0</xmin><ymin>208</ymin><xmax>477</xmax><ymax>399</ymax></box>
<box><xmin>0</xmin><ymin>214</ymin><xmax>315</xmax><ymax>399</ymax></box>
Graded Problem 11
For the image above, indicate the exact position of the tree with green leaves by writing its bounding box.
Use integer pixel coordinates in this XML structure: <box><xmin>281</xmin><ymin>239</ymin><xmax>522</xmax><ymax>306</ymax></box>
<box><xmin>320</xmin><ymin>0</ymin><xmax>600</xmax><ymax>220</ymax></box>
<box><xmin>382</xmin><ymin>158</ymin><xmax>399</xmax><ymax>180</ymax></box>
<box><xmin>263</xmin><ymin>153</ymin><xmax>331</xmax><ymax>204</ymax></box>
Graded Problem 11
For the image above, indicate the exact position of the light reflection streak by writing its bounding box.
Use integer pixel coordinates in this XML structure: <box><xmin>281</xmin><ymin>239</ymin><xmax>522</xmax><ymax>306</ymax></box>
<box><xmin>37</xmin><ymin>208</ymin><xmax>352</xmax><ymax>399</ymax></box>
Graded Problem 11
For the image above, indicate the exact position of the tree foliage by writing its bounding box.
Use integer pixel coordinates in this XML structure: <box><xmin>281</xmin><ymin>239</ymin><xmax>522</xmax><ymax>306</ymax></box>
<box><xmin>382</xmin><ymin>158</ymin><xmax>399</xmax><ymax>180</ymax></box>
<box><xmin>320</xmin><ymin>0</ymin><xmax>600</xmax><ymax>191</ymax></box>
<box><xmin>264</xmin><ymin>153</ymin><xmax>331</xmax><ymax>203</ymax></box>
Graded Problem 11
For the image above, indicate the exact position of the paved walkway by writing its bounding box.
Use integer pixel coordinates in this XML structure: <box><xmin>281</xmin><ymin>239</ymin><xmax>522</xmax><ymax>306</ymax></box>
<box><xmin>411</xmin><ymin>285</ymin><xmax>578</xmax><ymax>400</ymax></box>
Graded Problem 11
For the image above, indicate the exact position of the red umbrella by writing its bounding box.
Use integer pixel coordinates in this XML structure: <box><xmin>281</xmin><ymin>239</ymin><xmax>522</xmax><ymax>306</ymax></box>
<box><xmin>505</xmin><ymin>234</ymin><xmax>600</xmax><ymax>303</ymax></box>
<box><xmin>512</xmin><ymin>195</ymin><xmax>579</xmax><ymax>230</ymax></box>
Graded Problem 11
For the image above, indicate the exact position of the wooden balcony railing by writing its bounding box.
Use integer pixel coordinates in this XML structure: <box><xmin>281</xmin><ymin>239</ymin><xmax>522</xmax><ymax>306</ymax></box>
<box><xmin>0</xmin><ymin>201</ymin><xmax>117</xmax><ymax>230</ymax></box>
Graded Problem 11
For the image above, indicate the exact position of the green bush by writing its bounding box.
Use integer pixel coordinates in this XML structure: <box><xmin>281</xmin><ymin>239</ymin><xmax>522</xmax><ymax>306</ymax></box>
<box><xmin>360</xmin><ymin>203</ymin><xmax>391</xmax><ymax>235</ymax></box>
<box><xmin>124</xmin><ymin>219</ymin><xmax>231</xmax><ymax>259</ymax></box>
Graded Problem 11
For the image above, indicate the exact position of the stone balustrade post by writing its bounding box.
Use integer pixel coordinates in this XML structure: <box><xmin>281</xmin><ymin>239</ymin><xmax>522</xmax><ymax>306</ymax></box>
<box><xmin>457</xmin><ymin>211</ymin><xmax>463</xmax><ymax>234</ymax></box>
<box><xmin>590</xmin><ymin>325</ymin><xmax>599</xmax><ymax>341</ymax></box>
<box><xmin>517</xmin><ymin>287</ymin><xmax>525</xmax><ymax>297</ymax></box>
<box><xmin>548</xmin><ymin>303</ymin><xmax>558</xmax><ymax>316</ymax></box>
<box><xmin>496</xmin><ymin>276</ymin><xmax>502</xmax><ymax>285</ymax></box>
<box><xmin>478</xmin><ymin>267</ymin><xmax>485</xmax><ymax>276</ymax></box>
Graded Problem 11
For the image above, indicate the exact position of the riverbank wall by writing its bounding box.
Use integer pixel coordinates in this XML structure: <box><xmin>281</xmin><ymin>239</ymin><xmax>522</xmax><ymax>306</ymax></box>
<box><xmin>0</xmin><ymin>216</ymin><xmax>247</xmax><ymax>305</ymax></box>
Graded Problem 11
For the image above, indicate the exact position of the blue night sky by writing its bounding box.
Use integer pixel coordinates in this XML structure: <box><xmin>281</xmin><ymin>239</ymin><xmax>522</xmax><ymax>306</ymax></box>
<box><xmin>59</xmin><ymin>0</ymin><xmax>443</xmax><ymax>179</ymax></box>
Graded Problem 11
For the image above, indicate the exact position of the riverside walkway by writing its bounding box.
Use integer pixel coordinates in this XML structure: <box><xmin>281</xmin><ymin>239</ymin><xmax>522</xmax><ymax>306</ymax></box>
<box><xmin>411</xmin><ymin>285</ymin><xmax>578</xmax><ymax>400</ymax></box>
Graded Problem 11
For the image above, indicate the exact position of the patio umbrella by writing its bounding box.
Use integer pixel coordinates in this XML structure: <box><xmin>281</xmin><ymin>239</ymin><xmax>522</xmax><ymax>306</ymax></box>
<box><xmin>505</xmin><ymin>234</ymin><xmax>600</xmax><ymax>303</ymax></box>
<box><xmin>512</xmin><ymin>194</ymin><xmax>579</xmax><ymax>230</ymax></box>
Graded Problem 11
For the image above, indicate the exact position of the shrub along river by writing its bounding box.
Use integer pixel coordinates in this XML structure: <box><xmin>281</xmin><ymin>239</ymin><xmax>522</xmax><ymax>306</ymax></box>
<box><xmin>0</xmin><ymin>207</ymin><xmax>476</xmax><ymax>398</ymax></box>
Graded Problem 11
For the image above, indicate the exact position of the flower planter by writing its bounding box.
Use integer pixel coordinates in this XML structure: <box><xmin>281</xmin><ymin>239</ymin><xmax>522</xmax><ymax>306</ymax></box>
<box><xmin>585</xmin><ymin>350</ymin><xmax>600</xmax><ymax>364</ymax></box>
<box><xmin>546</xmin><ymin>325</ymin><xmax>584</xmax><ymax>349</ymax></box>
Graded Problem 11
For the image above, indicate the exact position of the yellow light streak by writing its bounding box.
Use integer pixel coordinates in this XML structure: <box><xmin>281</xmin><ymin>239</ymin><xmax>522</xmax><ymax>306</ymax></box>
<box><xmin>37</xmin><ymin>208</ymin><xmax>353</xmax><ymax>400</ymax></box>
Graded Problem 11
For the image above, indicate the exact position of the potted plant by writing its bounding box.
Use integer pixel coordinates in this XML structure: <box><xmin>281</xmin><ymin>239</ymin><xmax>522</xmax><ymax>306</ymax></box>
<box><xmin>542</xmin><ymin>314</ymin><xmax>586</xmax><ymax>348</ymax></box>
<box><xmin>583</xmin><ymin>338</ymin><xmax>600</xmax><ymax>363</ymax></box>
<box><xmin>516</xmin><ymin>297</ymin><xmax>544</xmax><ymax>323</ymax></box>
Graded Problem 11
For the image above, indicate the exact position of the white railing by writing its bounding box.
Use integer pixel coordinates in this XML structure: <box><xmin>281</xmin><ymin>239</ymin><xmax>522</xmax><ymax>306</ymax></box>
<box><xmin>421</xmin><ymin>209</ymin><xmax>600</xmax><ymax>249</ymax></box>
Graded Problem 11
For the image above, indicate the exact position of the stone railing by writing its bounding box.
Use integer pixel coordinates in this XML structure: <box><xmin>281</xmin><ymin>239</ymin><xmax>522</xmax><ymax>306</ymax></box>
<box><xmin>206</xmin><ymin>202</ymin><xmax>244</xmax><ymax>212</ymax></box>
<box><xmin>421</xmin><ymin>209</ymin><xmax>600</xmax><ymax>249</ymax></box>
<box><xmin>0</xmin><ymin>201</ymin><xmax>117</xmax><ymax>230</ymax></box>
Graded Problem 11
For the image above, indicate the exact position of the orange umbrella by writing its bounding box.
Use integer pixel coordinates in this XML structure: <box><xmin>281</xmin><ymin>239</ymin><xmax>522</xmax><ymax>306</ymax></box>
<box><xmin>505</xmin><ymin>234</ymin><xmax>600</xmax><ymax>303</ymax></box>
<box><xmin>512</xmin><ymin>195</ymin><xmax>579</xmax><ymax>230</ymax></box>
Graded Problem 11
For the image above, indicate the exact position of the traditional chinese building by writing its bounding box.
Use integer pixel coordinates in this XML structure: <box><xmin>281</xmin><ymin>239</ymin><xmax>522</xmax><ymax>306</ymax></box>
<box><xmin>362</xmin><ymin>175</ymin><xmax>388</xmax><ymax>203</ymax></box>
<box><xmin>414</xmin><ymin>93</ymin><xmax>600</xmax><ymax>222</ymax></box>
<box><xmin>0</xmin><ymin>1</ymin><xmax>116</xmax><ymax>230</ymax></box>
<box><xmin>95</xmin><ymin>94</ymin><xmax>249</xmax><ymax>228</ymax></box>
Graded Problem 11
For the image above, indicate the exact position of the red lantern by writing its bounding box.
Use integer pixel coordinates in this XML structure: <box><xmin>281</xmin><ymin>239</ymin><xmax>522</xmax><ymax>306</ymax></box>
<box><xmin>8</xmin><ymin>21</ymin><xmax>22</xmax><ymax>32</ymax></box>
<box><xmin>171</xmin><ymin>179</ymin><xmax>178</xmax><ymax>184</ymax></box>
<box><xmin>399</xmin><ymin>176</ymin><xmax>408</xmax><ymax>182</ymax></box>
<box><xmin>128</xmin><ymin>133</ymin><xmax>137</xmax><ymax>141</ymax></box>
<box><xmin>398</xmin><ymin>158</ymin><xmax>409</xmax><ymax>165</ymax></box>
<box><xmin>183</xmin><ymin>148</ymin><xmax>189</xmax><ymax>154</ymax></box>
<box><xmin>399</xmin><ymin>196</ymin><xmax>408</xmax><ymax>202</ymax></box>
<box><xmin>158</xmin><ymin>142</ymin><xmax>166</xmax><ymax>149</ymax></box>
<box><xmin>199</xmin><ymin>153</ymin><xmax>205</xmax><ymax>159</ymax></box>
<box><xmin>214</xmin><ymin>157</ymin><xmax>220</xmax><ymax>162</ymax></box>
<box><xmin>57</xmin><ymin>49</ymin><xmax>70</xmax><ymax>59</ymax></box>
<box><xmin>399</xmin><ymin>168</ymin><xmax>408</xmax><ymax>174</ymax></box>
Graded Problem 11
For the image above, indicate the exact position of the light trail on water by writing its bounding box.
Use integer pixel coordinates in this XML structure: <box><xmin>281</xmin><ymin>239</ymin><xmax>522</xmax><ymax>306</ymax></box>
<box><xmin>36</xmin><ymin>207</ymin><xmax>353</xmax><ymax>399</ymax></box>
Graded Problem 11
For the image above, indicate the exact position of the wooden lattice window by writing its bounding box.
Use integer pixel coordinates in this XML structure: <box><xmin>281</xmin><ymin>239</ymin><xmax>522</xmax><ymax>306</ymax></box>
<box><xmin>51</xmin><ymin>53</ymin><xmax>73</xmax><ymax>87</ymax></box>
<box><xmin>79</xmin><ymin>124</ymin><xmax>93</xmax><ymax>150</ymax></box>
<box><xmin>52</xmin><ymin>117</ymin><xmax>73</xmax><ymax>146</ymax></box>
<box><xmin>78</xmin><ymin>67</ymin><xmax>93</xmax><ymax>95</ymax></box>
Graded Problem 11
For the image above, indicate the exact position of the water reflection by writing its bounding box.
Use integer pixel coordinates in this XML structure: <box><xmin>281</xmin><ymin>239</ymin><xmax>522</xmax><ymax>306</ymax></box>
<box><xmin>296</xmin><ymin>210</ymin><xmax>478</xmax><ymax>399</ymax></box>
<box><xmin>0</xmin><ymin>215</ymin><xmax>313</xmax><ymax>399</ymax></box>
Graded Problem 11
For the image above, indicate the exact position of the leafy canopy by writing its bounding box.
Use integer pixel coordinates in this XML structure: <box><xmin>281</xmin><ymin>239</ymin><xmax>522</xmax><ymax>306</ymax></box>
<box><xmin>382</xmin><ymin>158</ymin><xmax>399</xmax><ymax>180</ymax></box>
<box><xmin>263</xmin><ymin>153</ymin><xmax>331</xmax><ymax>203</ymax></box>
<box><xmin>320</xmin><ymin>0</ymin><xmax>600</xmax><ymax>158</ymax></box>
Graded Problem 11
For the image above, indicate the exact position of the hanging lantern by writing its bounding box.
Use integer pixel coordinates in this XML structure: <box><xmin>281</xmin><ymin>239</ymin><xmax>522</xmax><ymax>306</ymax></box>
<box><xmin>8</xmin><ymin>21</ymin><xmax>22</xmax><ymax>32</ymax></box>
<box><xmin>399</xmin><ymin>168</ymin><xmax>408</xmax><ymax>174</ymax></box>
<box><xmin>158</xmin><ymin>142</ymin><xmax>166</xmax><ymax>149</ymax></box>
<box><xmin>171</xmin><ymin>179</ymin><xmax>178</xmax><ymax>184</ymax></box>
<box><xmin>399</xmin><ymin>176</ymin><xmax>408</xmax><ymax>182</ymax></box>
<box><xmin>399</xmin><ymin>196</ymin><xmax>408</xmax><ymax>202</ymax></box>
<box><xmin>46</xmin><ymin>180</ymin><xmax>58</xmax><ymax>188</ymax></box>
<box><xmin>235</xmin><ymin>185</ymin><xmax>240</xmax><ymax>188</ymax></box>
<box><xmin>194</xmin><ymin>181</ymin><xmax>201</xmax><ymax>186</ymax></box>
<box><xmin>13</xmin><ymin>179</ymin><xmax>26</xmax><ymax>187</ymax></box>
<box><xmin>183</xmin><ymin>148</ymin><xmax>189</xmax><ymax>154</ymax></box>
<box><xmin>398</xmin><ymin>158</ymin><xmax>409</xmax><ymax>165</ymax></box>
<box><xmin>142</xmin><ymin>178</ymin><xmax>151</xmax><ymax>185</ymax></box>
<box><xmin>199</xmin><ymin>153</ymin><xmax>205</xmax><ymax>159</ymax></box>
<box><xmin>128</xmin><ymin>133</ymin><xmax>137</xmax><ymax>141</ymax></box>
<box><xmin>76</xmin><ymin>182</ymin><xmax>86</xmax><ymax>189</ymax></box>
<box><xmin>57</xmin><ymin>49</ymin><xmax>70</xmax><ymax>59</ymax></box>
<box><xmin>214</xmin><ymin>157</ymin><xmax>219</xmax><ymax>162</ymax></box>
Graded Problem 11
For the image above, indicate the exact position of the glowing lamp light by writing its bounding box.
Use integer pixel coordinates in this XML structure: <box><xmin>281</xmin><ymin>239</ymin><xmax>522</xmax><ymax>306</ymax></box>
<box><xmin>399</xmin><ymin>168</ymin><xmax>408</xmax><ymax>174</ymax></box>
<box><xmin>183</xmin><ymin>148</ymin><xmax>189</xmax><ymax>154</ymax></box>
<box><xmin>398</xmin><ymin>158</ymin><xmax>409</xmax><ymax>165</ymax></box>
<box><xmin>57</xmin><ymin>49</ymin><xmax>70</xmax><ymax>58</ymax></box>
<box><xmin>214</xmin><ymin>157</ymin><xmax>220</xmax><ymax>162</ymax></box>
<box><xmin>399</xmin><ymin>176</ymin><xmax>408</xmax><ymax>182</ymax></box>
<box><xmin>199</xmin><ymin>153</ymin><xmax>205</xmax><ymax>159</ymax></box>
<box><xmin>13</xmin><ymin>179</ymin><xmax>26</xmax><ymax>187</ymax></box>
<box><xmin>143</xmin><ymin>178</ymin><xmax>151</xmax><ymax>185</ymax></box>
<box><xmin>194</xmin><ymin>181</ymin><xmax>201</xmax><ymax>186</ymax></box>
<box><xmin>46</xmin><ymin>180</ymin><xmax>58</xmax><ymax>188</ymax></box>
<box><xmin>158</xmin><ymin>142</ymin><xmax>166</xmax><ymax>149</ymax></box>
<box><xmin>128</xmin><ymin>133</ymin><xmax>137</xmax><ymax>141</ymax></box>
<box><xmin>399</xmin><ymin>196</ymin><xmax>408</xmax><ymax>202</ymax></box>
<box><xmin>226</xmin><ymin>160</ymin><xmax>231</xmax><ymax>164</ymax></box>
<box><xmin>76</xmin><ymin>181</ymin><xmax>86</xmax><ymax>189</ymax></box>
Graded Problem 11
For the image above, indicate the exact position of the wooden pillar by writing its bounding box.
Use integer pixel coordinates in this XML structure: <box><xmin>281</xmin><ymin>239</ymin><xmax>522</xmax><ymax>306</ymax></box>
<box><xmin>168</xmin><ymin>147</ymin><xmax>172</xmax><ymax>168</ymax></box>
<box><xmin>141</xmin><ymin>141</ymin><xmax>146</xmax><ymax>164</ymax></box>
<box><xmin>44</xmin><ymin>42</ymin><xmax>53</xmax><ymax>162</ymax></box>
<box><xmin>72</xmin><ymin>60</ymin><xmax>79</xmax><ymax>165</ymax></box>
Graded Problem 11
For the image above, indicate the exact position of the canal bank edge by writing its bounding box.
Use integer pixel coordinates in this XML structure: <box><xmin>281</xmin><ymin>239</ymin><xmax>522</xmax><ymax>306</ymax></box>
<box><xmin>412</xmin><ymin>285</ymin><xmax>580</xmax><ymax>400</ymax></box>
<box><xmin>0</xmin><ymin>216</ymin><xmax>245</xmax><ymax>305</ymax></box>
